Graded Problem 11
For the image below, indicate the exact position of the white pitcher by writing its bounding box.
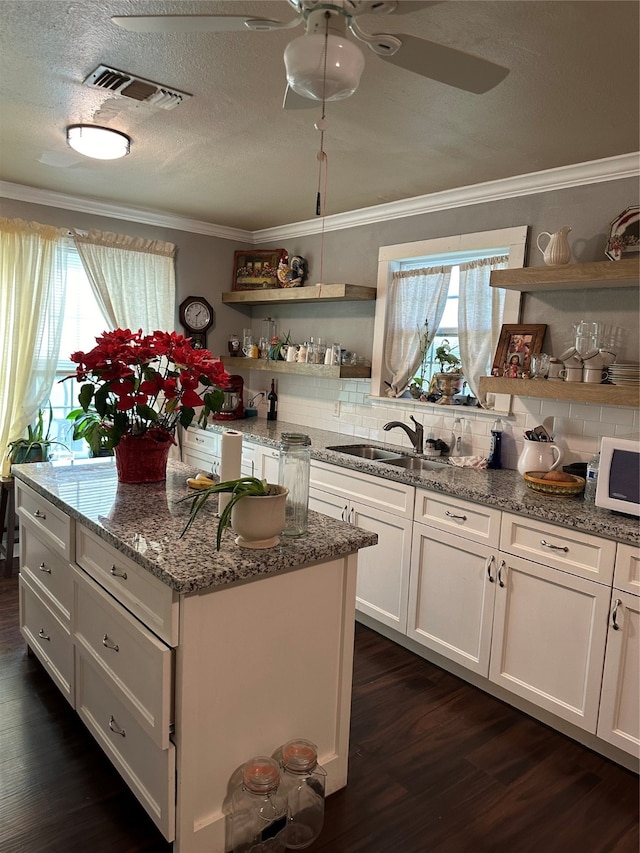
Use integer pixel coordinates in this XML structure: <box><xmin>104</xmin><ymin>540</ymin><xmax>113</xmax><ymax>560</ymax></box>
<box><xmin>536</xmin><ymin>226</ymin><xmax>572</xmax><ymax>266</ymax></box>
<box><xmin>517</xmin><ymin>438</ymin><xmax>563</xmax><ymax>476</ymax></box>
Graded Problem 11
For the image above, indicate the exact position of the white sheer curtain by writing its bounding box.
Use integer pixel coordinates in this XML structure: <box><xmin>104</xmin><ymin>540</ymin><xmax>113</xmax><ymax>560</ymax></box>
<box><xmin>384</xmin><ymin>266</ymin><xmax>451</xmax><ymax>396</ymax></box>
<box><xmin>0</xmin><ymin>218</ymin><xmax>68</xmax><ymax>474</ymax></box>
<box><xmin>458</xmin><ymin>255</ymin><xmax>509</xmax><ymax>400</ymax></box>
<box><xmin>72</xmin><ymin>229</ymin><xmax>176</xmax><ymax>332</ymax></box>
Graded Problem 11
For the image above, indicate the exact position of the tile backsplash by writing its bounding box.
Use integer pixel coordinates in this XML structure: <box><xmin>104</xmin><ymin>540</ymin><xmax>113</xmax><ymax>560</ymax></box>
<box><xmin>248</xmin><ymin>375</ymin><xmax>639</xmax><ymax>470</ymax></box>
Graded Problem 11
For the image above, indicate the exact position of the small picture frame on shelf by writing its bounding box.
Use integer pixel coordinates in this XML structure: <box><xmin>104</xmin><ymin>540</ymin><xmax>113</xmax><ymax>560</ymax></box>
<box><xmin>232</xmin><ymin>249</ymin><xmax>286</xmax><ymax>291</ymax></box>
<box><xmin>492</xmin><ymin>324</ymin><xmax>547</xmax><ymax>376</ymax></box>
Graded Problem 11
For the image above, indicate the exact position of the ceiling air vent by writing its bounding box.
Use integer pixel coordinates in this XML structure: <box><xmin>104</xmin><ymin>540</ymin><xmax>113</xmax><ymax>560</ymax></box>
<box><xmin>84</xmin><ymin>65</ymin><xmax>192</xmax><ymax>110</ymax></box>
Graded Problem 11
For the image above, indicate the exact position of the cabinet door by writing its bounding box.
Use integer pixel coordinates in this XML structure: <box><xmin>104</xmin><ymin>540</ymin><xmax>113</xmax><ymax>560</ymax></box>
<box><xmin>407</xmin><ymin>523</ymin><xmax>496</xmax><ymax>675</ymax></box>
<box><xmin>309</xmin><ymin>487</ymin><xmax>347</xmax><ymax>521</ymax></box>
<box><xmin>350</xmin><ymin>500</ymin><xmax>412</xmax><ymax>633</ymax></box>
<box><xmin>253</xmin><ymin>445</ymin><xmax>280</xmax><ymax>484</ymax></box>
<box><xmin>597</xmin><ymin>590</ymin><xmax>640</xmax><ymax>758</ymax></box>
<box><xmin>489</xmin><ymin>553</ymin><xmax>610</xmax><ymax>732</ymax></box>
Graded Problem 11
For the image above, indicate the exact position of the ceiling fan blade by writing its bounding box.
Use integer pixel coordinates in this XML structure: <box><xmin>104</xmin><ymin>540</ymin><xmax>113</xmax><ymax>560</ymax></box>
<box><xmin>378</xmin><ymin>34</ymin><xmax>509</xmax><ymax>93</ymax></box>
<box><xmin>385</xmin><ymin>1</ymin><xmax>444</xmax><ymax>13</ymax></box>
<box><xmin>282</xmin><ymin>85</ymin><xmax>317</xmax><ymax>110</ymax></box>
<box><xmin>111</xmin><ymin>15</ymin><xmax>291</xmax><ymax>33</ymax></box>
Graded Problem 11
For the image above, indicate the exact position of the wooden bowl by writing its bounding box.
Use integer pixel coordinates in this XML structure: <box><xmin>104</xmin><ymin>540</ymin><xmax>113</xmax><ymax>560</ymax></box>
<box><xmin>523</xmin><ymin>470</ymin><xmax>586</xmax><ymax>497</ymax></box>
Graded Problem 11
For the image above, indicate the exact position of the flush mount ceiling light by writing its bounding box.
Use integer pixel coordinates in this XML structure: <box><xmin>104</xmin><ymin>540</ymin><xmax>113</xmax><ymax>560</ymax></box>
<box><xmin>283</xmin><ymin>11</ymin><xmax>364</xmax><ymax>101</ymax></box>
<box><xmin>66</xmin><ymin>125</ymin><xmax>131</xmax><ymax>160</ymax></box>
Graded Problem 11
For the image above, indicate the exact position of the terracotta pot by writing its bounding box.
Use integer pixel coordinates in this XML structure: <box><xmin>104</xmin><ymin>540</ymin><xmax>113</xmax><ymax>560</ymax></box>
<box><xmin>230</xmin><ymin>484</ymin><xmax>288</xmax><ymax>549</ymax></box>
<box><xmin>114</xmin><ymin>432</ymin><xmax>173</xmax><ymax>483</ymax></box>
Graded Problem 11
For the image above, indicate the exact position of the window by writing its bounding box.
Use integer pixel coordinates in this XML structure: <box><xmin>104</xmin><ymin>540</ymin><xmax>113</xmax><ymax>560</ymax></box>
<box><xmin>48</xmin><ymin>245</ymin><xmax>109</xmax><ymax>457</ymax></box>
<box><xmin>371</xmin><ymin>226</ymin><xmax>528</xmax><ymax>409</ymax></box>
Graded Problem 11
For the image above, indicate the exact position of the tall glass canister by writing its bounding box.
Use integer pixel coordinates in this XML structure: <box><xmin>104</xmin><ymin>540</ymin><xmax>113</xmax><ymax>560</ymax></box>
<box><xmin>231</xmin><ymin>756</ymin><xmax>288</xmax><ymax>853</ymax></box>
<box><xmin>280</xmin><ymin>739</ymin><xmax>326</xmax><ymax>849</ymax></box>
<box><xmin>278</xmin><ymin>433</ymin><xmax>311</xmax><ymax>537</ymax></box>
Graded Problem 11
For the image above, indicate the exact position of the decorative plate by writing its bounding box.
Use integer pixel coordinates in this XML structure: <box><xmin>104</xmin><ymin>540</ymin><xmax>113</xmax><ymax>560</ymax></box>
<box><xmin>605</xmin><ymin>205</ymin><xmax>639</xmax><ymax>260</ymax></box>
<box><xmin>523</xmin><ymin>471</ymin><xmax>586</xmax><ymax>497</ymax></box>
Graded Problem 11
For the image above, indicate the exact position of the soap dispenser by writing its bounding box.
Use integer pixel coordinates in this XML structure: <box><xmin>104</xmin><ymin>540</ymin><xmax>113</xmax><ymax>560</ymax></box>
<box><xmin>451</xmin><ymin>418</ymin><xmax>463</xmax><ymax>456</ymax></box>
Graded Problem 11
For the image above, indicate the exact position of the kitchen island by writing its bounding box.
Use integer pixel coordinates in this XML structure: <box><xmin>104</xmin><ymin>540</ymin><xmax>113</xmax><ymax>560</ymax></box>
<box><xmin>12</xmin><ymin>459</ymin><xmax>377</xmax><ymax>853</ymax></box>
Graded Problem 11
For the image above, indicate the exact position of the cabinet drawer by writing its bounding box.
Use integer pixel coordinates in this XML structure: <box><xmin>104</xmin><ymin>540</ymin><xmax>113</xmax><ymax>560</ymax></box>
<box><xmin>75</xmin><ymin>650</ymin><xmax>175</xmax><ymax>842</ymax></box>
<box><xmin>16</xmin><ymin>482</ymin><xmax>72</xmax><ymax>560</ymax></box>
<box><xmin>613</xmin><ymin>543</ymin><xmax>640</xmax><ymax>596</ymax></box>
<box><xmin>76</xmin><ymin>524</ymin><xmax>178</xmax><ymax>647</ymax></box>
<box><xmin>19</xmin><ymin>573</ymin><xmax>73</xmax><ymax>704</ymax></box>
<box><xmin>183</xmin><ymin>426</ymin><xmax>220</xmax><ymax>456</ymax></box>
<box><xmin>500</xmin><ymin>513</ymin><xmax>616</xmax><ymax>584</ymax></box>
<box><xmin>73</xmin><ymin>566</ymin><xmax>173</xmax><ymax>748</ymax></box>
<box><xmin>414</xmin><ymin>491</ymin><xmax>501</xmax><ymax>548</ymax></box>
<box><xmin>310</xmin><ymin>461</ymin><xmax>414</xmax><ymax>518</ymax></box>
<box><xmin>21</xmin><ymin>526</ymin><xmax>73</xmax><ymax>619</ymax></box>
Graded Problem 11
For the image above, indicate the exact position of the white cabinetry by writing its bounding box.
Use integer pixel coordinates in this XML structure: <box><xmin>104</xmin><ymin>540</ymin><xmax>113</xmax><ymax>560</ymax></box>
<box><xmin>408</xmin><ymin>495</ymin><xmax>500</xmax><ymax>675</ymax></box>
<box><xmin>310</xmin><ymin>461</ymin><xmax>413</xmax><ymax>632</ymax></box>
<box><xmin>597</xmin><ymin>543</ymin><xmax>640</xmax><ymax>758</ymax></box>
<box><xmin>17</xmin><ymin>483</ymin><xmax>74</xmax><ymax>704</ymax></box>
<box><xmin>182</xmin><ymin>426</ymin><xmax>255</xmax><ymax>477</ymax></box>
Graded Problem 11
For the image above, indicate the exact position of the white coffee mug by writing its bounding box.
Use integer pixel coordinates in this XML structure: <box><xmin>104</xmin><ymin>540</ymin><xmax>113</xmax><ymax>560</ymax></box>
<box><xmin>583</xmin><ymin>368</ymin><xmax>607</xmax><ymax>384</ymax></box>
<box><xmin>559</xmin><ymin>367</ymin><xmax>583</xmax><ymax>382</ymax></box>
<box><xmin>286</xmin><ymin>345</ymin><xmax>297</xmax><ymax>363</ymax></box>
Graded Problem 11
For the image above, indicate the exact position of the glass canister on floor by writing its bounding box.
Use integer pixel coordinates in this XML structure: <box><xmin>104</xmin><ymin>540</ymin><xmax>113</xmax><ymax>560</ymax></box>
<box><xmin>231</xmin><ymin>756</ymin><xmax>288</xmax><ymax>853</ymax></box>
<box><xmin>278</xmin><ymin>433</ymin><xmax>311</xmax><ymax>537</ymax></box>
<box><xmin>280</xmin><ymin>739</ymin><xmax>326</xmax><ymax>849</ymax></box>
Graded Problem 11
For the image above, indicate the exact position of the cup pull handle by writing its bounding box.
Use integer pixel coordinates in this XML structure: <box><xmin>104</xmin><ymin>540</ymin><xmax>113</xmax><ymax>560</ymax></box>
<box><xmin>540</xmin><ymin>539</ymin><xmax>568</xmax><ymax>553</ymax></box>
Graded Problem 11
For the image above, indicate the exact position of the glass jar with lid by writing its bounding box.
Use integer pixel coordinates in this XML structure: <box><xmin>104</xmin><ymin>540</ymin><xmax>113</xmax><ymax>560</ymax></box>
<box><xmin>278</xmin><ymin>434</ymin><xmax>311</xmax><ymax>537</ymax></box>
<box><xmin>231</xmin><ymin>755</ymin><xmax>288</xmax><ymax>853</ymax></box>
<box><xmin>280</xmin><ymin>739</ymin><xmax>326</xmax><ymax>849</ymax></box>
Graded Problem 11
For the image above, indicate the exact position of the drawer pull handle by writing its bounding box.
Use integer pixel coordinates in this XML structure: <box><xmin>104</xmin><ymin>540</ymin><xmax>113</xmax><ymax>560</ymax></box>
<box><xmin>445</xmin><ymin>511</ymin><xmax>467</xmax><ymax>521</ymax></box>
<box><xmin>38</xmin><ymin>628</ymin><xmax>50</xmax><ymax>641</ymax></box>
<box><xmin>195</xmin><ymin>436</ymin><xmax>204</xmax><ymax>444</ymax></box>
<box><xmin>540</xmin><ymin>539</ymin><xmax>569</xmax><ymax>553</ymax></box>
<box><xmin>102</xmin><ymin>634</ymin><xmax>120</xmax><ymax>652</ymax></box>
<box><xmin>611</xmin><ymin>598</ymin><xmax>622</xmax><ymax>631</ymax></box>
<box><xmin>110</xmin><ymin>565</ymin><xmax>128</xmax><ymax>580</ymax></box>
<box><xmin>39</xmin><ymin>562</ymin><xmax>51</xmax><ymax>574</ymax></box>
<box><xmin>486</xmin><ymin>555</ymin><xmax>495</xmax><ymax>583</ymax></box>
<box><xmin>497</xmin><ymin>560</ymin><xmax>506</xmax><ymax>588</ymax></box>
<box><xmin>108</xmin><ymin>716</ymin><xmax>126</xmax><ymax>737</ymax></box>
<box><xmin>33</xmin><ymin>509</ymin><xmax>46</xmax><ymax>519</ymax></box>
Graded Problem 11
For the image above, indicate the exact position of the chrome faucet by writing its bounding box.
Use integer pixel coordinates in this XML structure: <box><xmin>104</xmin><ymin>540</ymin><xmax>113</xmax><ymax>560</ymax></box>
<box><xmin>383</xmin><ymin>415</ymin><xmax>424</xmax><ymax>455</ymax></box>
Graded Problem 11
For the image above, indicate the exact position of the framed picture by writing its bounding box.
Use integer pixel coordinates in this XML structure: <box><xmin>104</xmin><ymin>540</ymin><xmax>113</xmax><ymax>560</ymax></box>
<box><xmin>232</xmin><ymin>249</ymin><xmax>286</xmax><ymax>291</ymax></box>
<box><xmin>492</xmin><ymin>324</ymin><xmax>547</xmax><ymax>376</ymax></box>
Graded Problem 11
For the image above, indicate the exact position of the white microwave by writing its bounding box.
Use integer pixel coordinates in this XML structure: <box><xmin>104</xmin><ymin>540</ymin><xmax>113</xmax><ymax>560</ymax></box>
<box><xmin>595</xmin><ymin>435</ymin><xmax>640</xmax><ymax>517</ymax></box>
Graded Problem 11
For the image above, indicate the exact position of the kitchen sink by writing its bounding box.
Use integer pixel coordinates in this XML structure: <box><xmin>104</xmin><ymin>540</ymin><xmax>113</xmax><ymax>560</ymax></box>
<box><xmin>326</xmin><ymin>444</ymin><xmax>404</xmax><ymax>461</ymax></box>
<box><xmin>380</xmin><ymin>456</ymin><xmax>449</xmax><ymax>472</ymax></box>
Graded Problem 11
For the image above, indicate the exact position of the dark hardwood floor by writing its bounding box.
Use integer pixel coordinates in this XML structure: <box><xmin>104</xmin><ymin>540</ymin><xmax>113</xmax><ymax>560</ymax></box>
<box><xmin>1</xmin><ymin>574</ymin><xmax>638</xmax><ymax>853</ymax></box>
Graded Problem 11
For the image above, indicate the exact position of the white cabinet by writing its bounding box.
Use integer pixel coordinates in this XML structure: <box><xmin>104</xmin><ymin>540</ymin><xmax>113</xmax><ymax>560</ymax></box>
<box><xmin>597</xmin><ymin>543</ymin><xmax>640</xmax><ymax>758</ymax></box>
<box><xmin>182</xmin><ymin>426</ymin><xmax>255</xmax><ymax>477</ymax></box>
<box><xmin>249</xmin><ymin>442</ymin><xmax>280</xmax><ymax>483</ymax></box>
<box><xmin>489</xmin><ymin>551</ymin><xmax>610</xmax><ymax>732</ymax></box>
<box><xmin>310</xmin><ymin>461</ymin><xmax>414</xmax><ymax>632</ymax></box>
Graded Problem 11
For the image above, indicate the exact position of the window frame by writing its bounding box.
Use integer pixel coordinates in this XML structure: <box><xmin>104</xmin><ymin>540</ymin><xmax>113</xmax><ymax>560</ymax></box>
<box><xmin>370</xmin><ymin>226</ymin><xmax>528</xmax><ymax>408</ymax></box>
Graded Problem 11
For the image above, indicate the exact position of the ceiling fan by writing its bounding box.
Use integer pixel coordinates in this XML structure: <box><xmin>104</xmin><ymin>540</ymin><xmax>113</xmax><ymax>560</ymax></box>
<box><xmin>112</xmin><ymin>1</ymin><xmax>509</xmax><ymax>108</ymax></box>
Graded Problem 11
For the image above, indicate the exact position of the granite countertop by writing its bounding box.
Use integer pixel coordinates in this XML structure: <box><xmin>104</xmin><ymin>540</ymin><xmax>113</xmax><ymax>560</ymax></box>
<box><xmin>204</xmin><ymin>419</ymin><xmax>640</xmax><ymax>547</ymax></box>
<box><xmin>11</xmin><ymin>460</ymin><xmax>378</xmax><ymax>595</ymax></box>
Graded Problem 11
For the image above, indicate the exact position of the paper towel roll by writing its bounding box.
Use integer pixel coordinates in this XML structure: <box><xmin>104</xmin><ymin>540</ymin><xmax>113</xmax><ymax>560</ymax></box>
<box><xmin>218</xmin><ymin>430</ymin><xmax>243</xmax><ymax>517</ymax></box>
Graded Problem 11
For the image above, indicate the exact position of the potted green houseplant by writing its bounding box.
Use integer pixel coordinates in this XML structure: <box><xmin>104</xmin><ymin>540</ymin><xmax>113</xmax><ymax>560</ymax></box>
<box><xmin>66</xmin><ymin>406</ymin><xmax>113</xmax><ymax>457</ymax></box>
<box><xmin>408</xmin><ymin>320</ymin><xmax>430</xmax><ymax>399</ymax></box>
<box><xmin>179</xmin><ymin>476</ymin><xmax>288</xmax><ymax>550</ymax></box>
<box><xmin>432</xmin><ymin>340</ymin><xmax>463</xmax><ymax>405</ymax></box>
<box><xmin>8</xmin><ymin>404</ymin><xmax>68</xmax><ymax>464</ymax></box>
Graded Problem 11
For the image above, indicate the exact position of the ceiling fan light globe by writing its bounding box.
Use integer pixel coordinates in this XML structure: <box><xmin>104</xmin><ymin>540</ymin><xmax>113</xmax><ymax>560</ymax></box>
<box><xmin>284</xmin><ymin>33</ymin><xmax>364</xmax><ymax>101</ymax></box>
<box><xmin>66</xmin><ymin>125</ymin><xmax>131</xmax><ymax>160</ymax></box>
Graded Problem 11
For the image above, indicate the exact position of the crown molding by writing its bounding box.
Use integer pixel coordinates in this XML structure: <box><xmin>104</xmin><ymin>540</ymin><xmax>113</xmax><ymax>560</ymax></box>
<box><xmin>0</xmin><ymin>182</ymin><xmax>254</xmax><ymax>243</ymax></box>
<box><xmin>2</xmin><ymin>152</ymin><xmax>638</xmax><ymax>244</ymax></box>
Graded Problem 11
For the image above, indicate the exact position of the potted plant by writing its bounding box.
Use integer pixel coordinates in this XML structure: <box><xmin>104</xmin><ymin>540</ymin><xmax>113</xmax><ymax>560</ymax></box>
<box><xmin>408</xmin><ymin>320</ymin><xmax>430</xmax><ymax>399</ymax></box>
<box><xmin>8</xmin><ymin>404</ymin><xmax>68</xmax><ymax>464</ymax></box>
<box><xmin>66</xmin><ymin>406</ymin><xmax>113</xmax><ymax>457</ymax></box>
<box><xmin>432</xmin><ymin>340</ymin><xmax>463</xmax><ymax>405</ymax></box>
<box><xmin>179</xmin><ymin>476</ymin><xmax>288</xmax><ymax>550</ymax></box>
<box><xmin>62</xmin><ymin>329</ymin><xmax>229</xmax><ymax>482</ymax></box>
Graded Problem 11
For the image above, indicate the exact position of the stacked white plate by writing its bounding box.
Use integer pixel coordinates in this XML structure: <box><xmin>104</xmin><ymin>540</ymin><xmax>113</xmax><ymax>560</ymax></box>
<box><xmin>608</xmin><ymin>363</ymin><xmax>640</xmax><ymax>385</ymax></box>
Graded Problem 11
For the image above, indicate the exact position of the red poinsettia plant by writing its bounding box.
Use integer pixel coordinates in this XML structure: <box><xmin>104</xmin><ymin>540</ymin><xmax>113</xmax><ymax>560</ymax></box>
<box><xmin>63</xmin><ymin>329</ymin><xmax>229</xmax><ymax>450</ymax></box>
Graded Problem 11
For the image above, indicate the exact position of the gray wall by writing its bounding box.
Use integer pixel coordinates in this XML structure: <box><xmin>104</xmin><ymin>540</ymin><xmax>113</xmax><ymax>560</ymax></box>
<box><xmin>2</xmin><ymin>174</ymin><xmax>638</xmax><ymax>363</ymax></box>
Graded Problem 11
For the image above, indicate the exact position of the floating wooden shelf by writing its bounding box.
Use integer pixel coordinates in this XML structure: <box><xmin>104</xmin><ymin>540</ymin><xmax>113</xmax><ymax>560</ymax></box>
<box><xmin>479</xmin><ymin>376</ymin><xmax>638</xmax><ymax>408</ymax></box>
<box><xmin>221</xmin><ymin>283</ymin><xmax>376</xmax><ymax>306</ymax></box>
<box><xmin>490</xmin><ymin>257</ymin><xmax>639</xmax><ymax>292</ymax></box>
<box><xmin>220</xmin><ymin>357</ymin><xmax>371</xmax><ymax>380</ymax></box>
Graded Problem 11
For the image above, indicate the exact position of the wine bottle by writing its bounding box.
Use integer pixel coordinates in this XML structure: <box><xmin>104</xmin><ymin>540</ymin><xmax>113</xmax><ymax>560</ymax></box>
<box><xmin>267</xmin><ymin>379</ymin><xmax>278</xmax><ymax>421</ymax></box>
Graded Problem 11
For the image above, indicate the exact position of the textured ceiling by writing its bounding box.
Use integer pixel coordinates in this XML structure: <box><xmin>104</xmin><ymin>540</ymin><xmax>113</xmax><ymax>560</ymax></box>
<box><xmin>0</xmin><ymin>0</ymin><xmax>638</xmax><ymax>231</ymax></box>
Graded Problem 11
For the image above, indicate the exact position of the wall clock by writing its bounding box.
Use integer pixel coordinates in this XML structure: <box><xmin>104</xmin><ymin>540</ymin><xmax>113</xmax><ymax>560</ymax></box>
<box><xmin>179</xmin><ymin>296</ymin><xmax>214</xmax><ymax>349</ymax></box>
